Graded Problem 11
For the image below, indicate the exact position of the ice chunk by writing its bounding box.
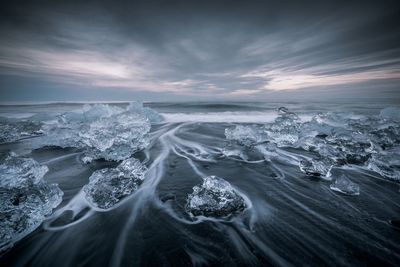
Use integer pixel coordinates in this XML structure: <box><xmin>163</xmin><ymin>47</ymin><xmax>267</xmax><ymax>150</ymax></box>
<box><xmin>299</xmin><ymin>158</ymin><xmax>333</xmax><ymax>178</ymax></box>
<box><xmin>223</xmin><ymin>108</ymin><xmax>400</xmax><ymax>180</ymax></box>
<box><xmin>221</xmin><ymin>147</ymin><xmax>247</xmax><ymax>160</ymax></box>
<box><xmin>277</xmin><ymin>106</ymin><xmax>289</xmax><ymax>114</ymax></box>
<box><xmin>0</xmin><ymin>118</ymin><xmax>42</xmax><ymax>143</ymax></box>
<box><xmin>264</xmin><ymin>107</ymin><xmax>301</xmax><ymax>147</ymax></box>
<box><xmin>277</xmin><ymin>106</ymin><xmax>300</xmax><ymax>119</ymax></box>
<box><xmin>225</xmin><ymin>125</ymin><xmax>267</xmax><ymax>146</ymax></box>
<box><xmin>297</xmin><ymin>114</ymin><xmax>376</xmax><ymax>165</ymax></box>
<box><xmin>370</xmin><ymin>124</ymin><xmax>400</xmax><ymax>151</ymax></box>
<box><xmin>126</xmin><ymin>102</ymin><xmax>164</xmax><ymax>124</ymax></box>
<box><xmin>36</xmin><ymin>103</ymin><xmax>155</xmax><ymax>162</ymax></box>
<box><xmin>367</xmin><ymin>148</ymin><xmax>400</xmax><ymax>182</ymax></box>
<box><xmin>83</xmin><ymin>158</ymin><xmax>147</xmax><ymax>210</ymax></box>
<box><xmin>0</xmin><ymin>152</ymin><xmax>48</xmax><ymax>188</ymax></box>
<box><xmin>186</xmin><ymin>175</ymin><xmax>246</xmax><ymax>218</ymax></box>
<box><xmin>380</xmin><ymin>107</ymin><xmax>400</xmax><ymax>121</ymax></box>
<box><xmin>224</xmin><ymin>107</ymin><xmax>301</xmax><ymax>148</ymax></box>
<box><xmin>325</xmin><ymin>133</ymin><xmax>373</xmax><ymax>165</ymax></box>
<box><xmin>265</xmin><ymin>130</ymin><xmax>298</xmax><ymax>147</ymax></box>
<box><xmin>254</xmin><ymin>143</ymin><xmax>279</xmax><ymax>161</ymax></box>
<box><xmin>330</xmin><ymin>175</ymin><xmax>360</xmax><ymax>196</ymax></box>
<box><xmin>0</xmin><ymin>153</ymin><xmax>63</xmax><ymax>252</ymax></box>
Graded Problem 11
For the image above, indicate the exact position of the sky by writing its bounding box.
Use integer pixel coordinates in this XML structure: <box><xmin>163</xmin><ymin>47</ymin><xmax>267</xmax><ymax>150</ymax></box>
<box><xmin>0</xmin><ymin>0</ymin><xmax>400</xmax><ymax>102</ymax></box>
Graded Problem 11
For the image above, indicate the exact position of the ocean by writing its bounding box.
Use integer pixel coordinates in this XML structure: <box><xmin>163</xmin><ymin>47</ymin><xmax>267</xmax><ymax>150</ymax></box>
<box><xmin>0</xmin><ymin>101</ymin><xmax>399</xmax><ymax>266</ymax></box>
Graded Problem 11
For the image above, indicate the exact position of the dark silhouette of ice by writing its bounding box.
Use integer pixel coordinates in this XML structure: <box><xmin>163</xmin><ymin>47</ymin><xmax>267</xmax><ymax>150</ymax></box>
<box><xmin>83</xmin><ymin>158</ymin><xmax>147</xmax><ymax>210</ymax></box>
<box><xmin>0</xmin><ymin>153</ymin><xmax>63</xmax><ymax>252</ymax></box>
<box><xmin>330</xmin><ymin>175</ymin><xmax>360</xmax><ymax>196</ymax></box>
<box><xmin>186</xmin><ymin>175</ymin><xmax>246</xmax><ymax>218</ymax></box>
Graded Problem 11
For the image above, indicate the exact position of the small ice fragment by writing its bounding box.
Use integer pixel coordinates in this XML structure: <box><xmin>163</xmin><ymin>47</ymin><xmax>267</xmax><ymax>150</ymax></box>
<box><xmin>83</xmin><ymin>158</ymin><xmax>147</xmax><ymax>210</ymax></box>
<box><xmin>299</xmin><ymin>158</ymin><xmax>333</xmax><ymax>178</ymax></box>
<box><xmin>330</xmin><ymin>175</ymin><xmax>360</xmax><ymax>196</ymax></box>
<box><xmin>221</xmin><ymin>147</ymin><xmax>247</xmax><ymax>160</ymax></box>
<box><xmin>278</xmin><ymin>106</ymin><xmax>289</xmax><ymax>114</ymax></box>
<box><xmin>225</xmin><ymin>125</ymin><xmax>267</xmax><ymax>146</ymax></box>
<box><xmin>186</xmin><ymin>175</ymin><xmax>246</xmax><ymax>218</ymax></box>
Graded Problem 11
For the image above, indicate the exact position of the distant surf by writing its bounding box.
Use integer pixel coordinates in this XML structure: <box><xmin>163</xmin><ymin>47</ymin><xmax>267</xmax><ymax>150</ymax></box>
<box><xmin>160</xmin><ymin>111</ymin><xmax>313</xmax><ymax>123</ymax></box>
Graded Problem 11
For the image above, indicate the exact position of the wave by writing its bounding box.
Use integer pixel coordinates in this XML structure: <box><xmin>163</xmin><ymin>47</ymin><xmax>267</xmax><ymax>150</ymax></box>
<box><xmin>161</xmin><ymin>111</ymin><xmax>313</xmax><ymax>123</ymax></box>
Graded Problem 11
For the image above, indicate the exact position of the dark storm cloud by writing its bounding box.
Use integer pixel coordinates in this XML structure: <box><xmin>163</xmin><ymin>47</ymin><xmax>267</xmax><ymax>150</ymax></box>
<box><xmin>0</xmin><ymin>0</ymin><xmax>399</xmax><ymax>101</ymax></box>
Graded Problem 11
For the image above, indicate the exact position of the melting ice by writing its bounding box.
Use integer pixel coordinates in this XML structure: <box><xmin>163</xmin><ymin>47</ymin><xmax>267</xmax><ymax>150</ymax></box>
<box><xmin>35</xmin><ymin>103</ymin><xmax>158</xmax><ymax>162</ymax></box>
<box><xmin>330</xmin><ymin>175</ymin><xmax>360</xmax><ymax>196</ymax></box>
<box><xmin>299</xmin><ymin>158</ymin><xmax>333</xmax><ymax>179</ymax></box>
<box><xmin>0</xmin><ymin>153</ymin><xmax>63</xmax><ymax>252</ymax></box>
<box><xmin>224</xmin><ymin>106</ymin><xmax>400</xmax><ymax>183</ymax></box>
<box><xmin>0</xmin><ymin>118</ymin><xmax>42</xmax><ymax>143</ymax></box>
<box><xmin>83</xmin><ymin>158</ymin><xmax>147</xmax><ymax>210</ymax></box>
<box><xmin>186</xmin><ymin>175</ymin><xmax>246</xmax><ymax>218</ymax></box>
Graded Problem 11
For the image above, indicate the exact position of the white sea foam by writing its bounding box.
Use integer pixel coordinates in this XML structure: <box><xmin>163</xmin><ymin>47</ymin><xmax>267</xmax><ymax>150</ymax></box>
<box><xmin>161</xmin><ymin>111</ymin><xmax>312</xmax><ymax>123</ymax></box>
<box><xmin>0</xmin><ymin>113</ymin><xmax>36</xmax><ymax>119</ymax></box>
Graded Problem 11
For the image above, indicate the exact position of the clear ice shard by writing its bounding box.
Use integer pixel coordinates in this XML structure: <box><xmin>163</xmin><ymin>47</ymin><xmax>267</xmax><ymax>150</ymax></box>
<box><xmin>126</xmin><ymin>102</ymin><xmax>164</xmax><ymax>124</ymax></box>
<box><xmin>225</xmin><ymin>125</ymin><xmax>267</xmax><ymax>146</ymax></box>
<box><xmin>367</xmin><ymin>148</ymin><xmax>400</xmax><ymax>182</ymax></box>
<box><xmin>299</xmin><ymin>158</ymin><xmax>333</xmax><ymax>179</ymax></box>
<box><xmin>0</xmin><ymin>152</ymin><xmax>63</xmax><ymax>252</ymax></box>
<box><xmin>224</xmin><ymin>107</ymin><xmax>301</xmax><ymax>148</ymax></box>
<box><xmin>221</xmin><ymin>147</ymin><xmax>247</xmax><ymax>160</ymax></box>
<box><xmin>330</xmin><ymin>175</ymin><xmax>360</xmax><ymax>196</ymax></box>
<box><xmin>36</xmin><ymin>103</ymin><xmax>157</xmax><ymax>162</ymax></box>
<box><xmin>0</xmin><ymin>152</ymin><xmax>48</xmax><ymax>188</ymax></box>
<box><xmin>264</xmin><ymin>107</ymin><xmax>301</xmax><ymax>147</ymax></box>
<box><xmin>186</xmin><ymin>175</ymin><xmax>246</xmax><ymax>218</ymax></box>
<box><xmin>83</xmin><ymin>158</ymin><xmax>147</xmax><ymax>210</ymax></box>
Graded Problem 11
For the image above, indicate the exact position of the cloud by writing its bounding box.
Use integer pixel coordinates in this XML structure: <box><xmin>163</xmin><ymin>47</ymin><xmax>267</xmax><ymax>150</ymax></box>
<box><xmin>264</xmin><ymin>71</ymin><xmax>400</xmax><ymax>90</ymax></box>
<box><xmin>0</xmin><ymin>0</ymin><xmax>399</xmax><ymax>101</ymax></box>
<box><xmin>229</xmin><ymin>89</ymin><xmax>263</xmax><ymax>96</ymax></box>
